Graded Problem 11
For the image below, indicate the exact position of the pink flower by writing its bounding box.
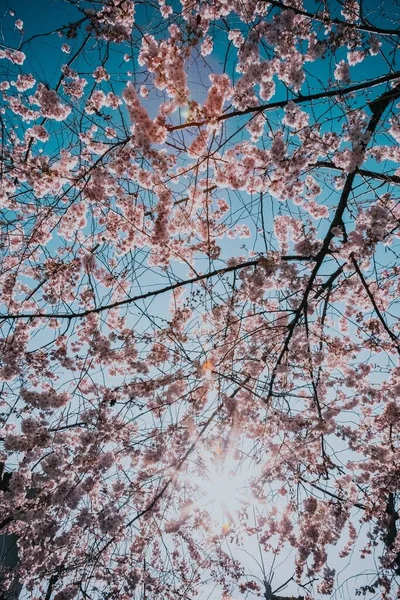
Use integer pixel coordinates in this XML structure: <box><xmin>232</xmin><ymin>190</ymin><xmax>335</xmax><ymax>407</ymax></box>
<box><xmin>334</xmin><ymin>60</ymin><xmax>350</xmax><ymax>83</ymax></box>
<box><xmin>200</xmin><ymin>36</ymin><xmax>213</xmax><ymax>56</ymax></box>
<box><xmin>33</xmin><ymin>83</ymin><xmax>71</xmax><ymax>120</ymax></box>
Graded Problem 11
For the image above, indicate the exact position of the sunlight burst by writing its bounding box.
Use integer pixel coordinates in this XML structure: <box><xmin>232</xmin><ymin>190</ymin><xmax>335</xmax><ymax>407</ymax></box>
<box><xmin>194</xmin><ymin>451</ymin><xmax>252</xmax><ymax>527</ymax></box>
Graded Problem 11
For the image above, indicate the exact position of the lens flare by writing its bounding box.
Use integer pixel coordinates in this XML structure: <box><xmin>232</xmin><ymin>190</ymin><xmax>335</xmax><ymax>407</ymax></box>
<box><xmin>194</xmin><ymin>452</ymin><xmax>251</xmax><ymax>527</ymax></box>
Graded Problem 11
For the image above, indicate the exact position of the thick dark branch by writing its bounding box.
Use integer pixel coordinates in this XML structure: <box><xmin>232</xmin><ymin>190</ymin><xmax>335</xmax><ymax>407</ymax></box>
<box><xmin>168</xmin><ymin>71</ymin><xmax>400</xmax><ymax>131</ymax></box>
<box><xmin>0</xmin><ymin>517</ymin><xmax>13</xmax><ymax>532</ymax></box>
<box><xmin>314</xmin><ymin>161</ymin><xmax>400</xmax><ymax>186</ymax></box>
<box><xmin>265</xmin><ymin>170</ymin><xmax>357</xmax><ymax>400</ymax></box>
<box><xmin>385</xmin><ymin>492</ymin><xmax>398</xmax><ymax>549</ymax></box>
<box><xmin>313</xmin><ymin>265</ymin><xmax>345</xmax><ymax>299</ymax></box>
<box><xmin>351</xmin><ymin>257</ymin><xmax>400</xmax><ymax>354</ymax></box>
<box><xmin>44</xmin><ymin>574</ymin><xmax>59</xmax><ymax>600</ymax></box>
<box><xmin>266</xmin><ymin>0</ymin><xmax>400</xmax><ymax>35</ymax></box>
<box><xmin>383</xmin><ymin>492</ymin><xmax>400</xmax><ymax>575</ymax></box>
<box><xmin>0</xmin><ymin>255</ymin><xmax>313</xmax><ymax>321</ymax></box>
<box><xmin>19</xmin><ymin>17</ymin><xmax>88</xmax><ymax>49</ymax></box>
<box><xmin>265</xmin><ymin>582</ymin><xmax>304</xmax><ymax>600</ymax></box>
<box><xmin>265</xmin><ymin>82</ymin><xmax>400</xmax><ymax>401</ymax></box>
<box><xmin>299</xmin><ymin>476</ymin><xmax>366</xmax><ymax>510</ymax></box>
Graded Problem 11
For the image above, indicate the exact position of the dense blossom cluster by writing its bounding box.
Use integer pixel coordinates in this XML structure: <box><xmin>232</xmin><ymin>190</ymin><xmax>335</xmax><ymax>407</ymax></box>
<box><xmin>138</xmin><ymin>29</ymin><xmax>189</xmax><ymax>105</ymax></box>
<box><xmin>123</xmin><ymin>82</ymin><xmax>166</xmax><ymax>149</ymax></box>
<box><xmin>32</xmin><ymin>84</ymin><xmax>71</xmax><ymax>121</ymax></box>
<box><xmin>0</xmin><ymin>1</ymin><xmax>400</xmax><ymax>599</ymax></box>
<box><xmin>86</xmin><ymin>0</ymin><xmax>135</xmax><ymax>42</ymax></box>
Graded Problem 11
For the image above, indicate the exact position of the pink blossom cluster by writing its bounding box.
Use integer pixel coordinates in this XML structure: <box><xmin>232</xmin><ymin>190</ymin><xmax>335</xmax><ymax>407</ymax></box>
<box><xmin>333</xmin><ymin>109</ymin><xmax>371</xmax><ymax>172</ymax></box>
<box><xmin>12</xmin><ymin>73</ymin><xmax>36</xmax><ymax>92</ymax></box>
<box><xmin>278</xmin><ymin>52</ymin><xmax>306</xmax><ymax>91</ymax></box>
<box><xmin>54</xmin><ymin>586</ymin><xmax>78</xmax><ymax>600</ymax></box>
<box><xmin>200</xmin><ymin>36</ymin><xmax>213</xmax><ymax>56</ymax></box>
<box><xmin>20</xmin><ymin>386</ymin><xmax>70</xmax><ymax>409</ymax></box>
<box><xmin>235</xmin><ymin>61</ymin><xmax>276</xmax><ymax>109</ymax></box>
<box><xmin>61</xmin><ymin>65</ymin><xmax>87</xmax><ymax>100</ymax></box>
<box><xmin>33</xmin><ymin>84</ymin><xmax>71</xmax><ymax>121</ymax></box>
<box><xmin>334</xmin><ymin>60</ymin><xmax>351</xmax><ymax>83</ymax></box>
<box><xmin>188</xmin><ymin>129</ymin><xmax>209</xmax><ymax>157</ymax></box>
<box><xmin>0</xmin><ymin>324</ymin><xmax>29</xmax><ymax>380</ymax></box>
<box><xmin>138</xmin><ymin>30</ymin><xmax>188</xmax><ymax>105</ymax></box>
<box><xmin>25</xmin><ymin>125</ymin><xmax>49</xmax><ymax>142</ymax></box>
<box><xmin>123</xmin><ymin>82</ymin><xmax>166</xmax><ymax>150</ymax></box>
<box><xmin>85</xmin><ymin>90</ymin><xmax>108</xmax><ymax>115</ymax></box>
<box><xmin>202</xmin><ymin>74</ymin><xmax>232</xmax><ymax>122</ymax></box>
<box><xmin>283</xmin><ymin>101</ymin><xmax>309</xmax><ymax>130</ymax></box>
<box><xmin>93</xmin><ymin>66</ymin><xmax>110</xmax><ymax>82</ymax></box>
<box><xmin>7</xmin><ymin>96</ymin><xmax>39</xmax><ymax>122</ymax></box>
<box><xmin>0</xmin><ymin>48</ymin><xmax>25</xmax><ymax>64</ymax></box>
<box><xmin>98</xmin><ymin>505</ymin><xmax>124</xmax><ymax>534</ymax></box>
<box><xmin>341</xmin><ymin>0</ymin><xmax>360</xmax><ymax>22</ymax></box>
<box><xmin>389</xmin><ymin>113</ymin><xmax>400</xmax><ymax>143</ymax></box>
<box><xmin>86</xmin><ymin>0</ymin><xmax>135</xmax><ymax>42</ymax></box>
<box><xmin>274</xmin><ymin>214</ymin><xmax>321</xmax><ymax>256</ymax></box>
<box><xmin>1</xmin><ymin>0</ymin><xmax>400</xmax><ymax>597</ymax></box>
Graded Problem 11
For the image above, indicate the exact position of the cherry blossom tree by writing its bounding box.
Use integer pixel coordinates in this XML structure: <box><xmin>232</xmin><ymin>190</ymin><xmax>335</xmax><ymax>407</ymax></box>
<box><xmin>1</xmin><ymin>0</ymin><xmax>400</xmax><ymax>598</ymax></box>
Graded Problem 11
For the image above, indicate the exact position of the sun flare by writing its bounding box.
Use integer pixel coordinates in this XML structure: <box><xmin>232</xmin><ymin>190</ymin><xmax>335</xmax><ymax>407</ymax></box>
<box><xmin>193</xmin><ymin>452</ymin><xmax>252</xmax><ymax>526</ymax></box>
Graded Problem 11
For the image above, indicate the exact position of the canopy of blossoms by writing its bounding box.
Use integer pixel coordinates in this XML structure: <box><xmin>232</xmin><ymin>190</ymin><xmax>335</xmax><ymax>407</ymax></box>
<box><xmin>1</xmin><ymin>0</ymin><xmax>400</xmax><ymax>598</ymax></box>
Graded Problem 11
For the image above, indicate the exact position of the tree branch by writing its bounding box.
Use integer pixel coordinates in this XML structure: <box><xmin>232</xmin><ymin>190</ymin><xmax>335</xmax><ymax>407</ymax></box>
<box><xmin>0</xmin><ymin>256</ymin><xmax>314</xmax><ymax>321</ymax></box>
<box><xmin>265</xmin><ymin>0</ymin><xmax>400</xmax><ymax>35</ymax></box>
<box><xmin>168</xmin><ymin>71</ymin><xmax>400</xmax><ymax>131</ymax></box>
